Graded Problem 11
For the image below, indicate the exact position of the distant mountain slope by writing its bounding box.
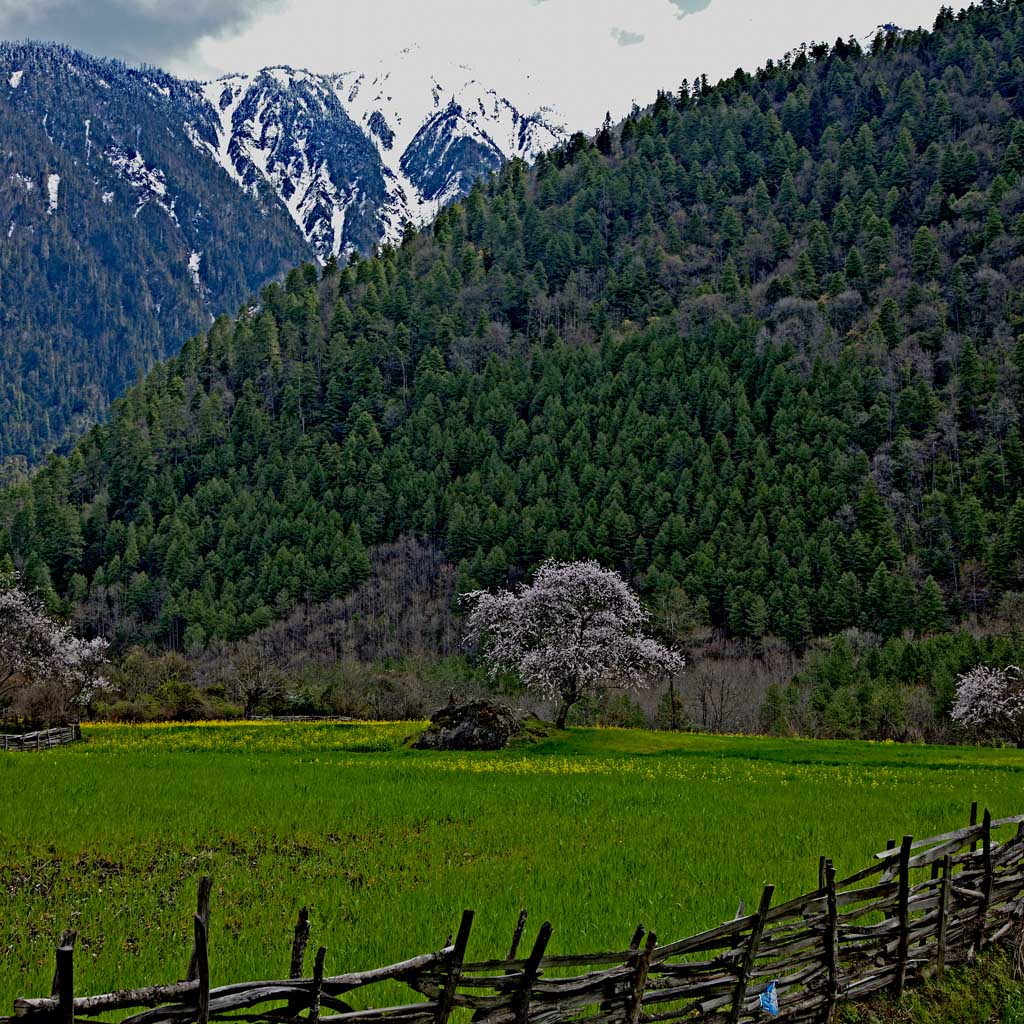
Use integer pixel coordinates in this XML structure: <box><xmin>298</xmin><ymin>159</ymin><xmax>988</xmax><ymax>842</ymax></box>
<box><xmin>0</xmin><ymin>41</ymin><xmax>563</xmax><ymax>467</ymax></box>
<box><xmin>0</xmin><ymin>42</ymin><xmax>310</xmax><ymax>468</ymax></box>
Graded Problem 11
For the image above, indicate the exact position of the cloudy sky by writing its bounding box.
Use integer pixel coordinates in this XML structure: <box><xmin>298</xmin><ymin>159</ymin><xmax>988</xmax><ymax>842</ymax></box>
<box><xmin>0</xmin><ymin>0</ymin><xmax>944</xmax><ymax>128</ymax></box>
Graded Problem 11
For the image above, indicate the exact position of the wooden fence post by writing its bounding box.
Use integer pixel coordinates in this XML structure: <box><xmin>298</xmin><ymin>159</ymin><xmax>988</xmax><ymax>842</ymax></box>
<box><xmin>969</xmin><ymin>802</ymin><xmax>978</xmax><ymax>853</ymax></box>
<box><xmin>974</xmin><ymin>808</ymin><xmax>993</xmax><ymax>955</ymax></box>
<box><xmin>187</xmin><ymin>877</ymin><xmax>213</xmax><ymax>983</ymax></box>
<box><xmin>309</xmin><ymin>947</ymin><xmax>326</xmax><ymax>1024</ymax></box>
<box><xmin>290</xmin><ymin>907</ymin><xmax>311</xmax><ymax>979</ymax></box>
<box><xmin>56</xmin><ymin>945</ymin><xmax>74</xmax><ymax>1024</ymax></box>
<box><xmin>507</xmin><ymin>909</ymin><xmax>529</xmax><ymax>963</ymax></box>
<box><xmin>51</xmin><ymin>931</ymin><xmax>77</xmax><ymax>997</ymax></box>
<box><xmin>194</xmin><ymin>914</ymin><xmax>209</xmax><ymax>1024</ymax></box>
<box><xmin>729</xmin><ymin>885</ymin><xmax>774</xmax><ymax>1024</ymax></box>
<box><xmin>512</xmin><ymin>923</ymin><xmax>553</xmax><ymax>1024</ymax></box>
<box><xmin>823</xmin><ymin>859</ymin><xmax>839</xmax><ymax>1024</ymax></box>
<box><xmin>435</xmin><ymin>911</ymin><xmax>474</xmax><ymax>1024</ymax></box>
<box><xmin>936</xmin><ymin>854</ymin><xmax>952</xmax><ymax>977</ymax></box>
<box><xmin>287</xmin><ymin>907</ymin><xmax>311</xmax><ymax>1018</ymax></box>
<box><xmin>626</xmin><ymin>931</ymin><xmax>657</xmax><ymax>1024</ymax></box>
<box><xmin>893</xmin><ymin>835</ymin><xmax>913</xmax><ymax>999</ymax></box>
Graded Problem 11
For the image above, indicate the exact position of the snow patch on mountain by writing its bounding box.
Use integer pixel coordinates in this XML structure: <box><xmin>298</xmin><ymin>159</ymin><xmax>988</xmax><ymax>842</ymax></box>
<box><xmin>200</xmin><ymin>77</ymin><xmax>250</xmax><ymax>190</ymax></box>
<box><xmin>46</xmin><ymin>173</ymin><xmax>60</xmax><ymax>214</ymax></box>
<box><xmin>105</xmin><ymin>146</ymin><xmax>178</xmax><ymax>225</ymax></box>
<box><xmin>9</xmin><ymin>69</ymin><xmax>23</xmax><ymax>89</ymax></box>
<box><xmin>188</xmin><ymin>251</ymin><xmax>202</xmax><ymax>289</ymax></box>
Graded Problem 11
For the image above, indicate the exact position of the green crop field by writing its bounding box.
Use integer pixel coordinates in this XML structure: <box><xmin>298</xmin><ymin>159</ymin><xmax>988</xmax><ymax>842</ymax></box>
<box><xmin>2</xmin><ymin>723</ymin><xmax>1023</xmax><ymax>1011</ymax></box>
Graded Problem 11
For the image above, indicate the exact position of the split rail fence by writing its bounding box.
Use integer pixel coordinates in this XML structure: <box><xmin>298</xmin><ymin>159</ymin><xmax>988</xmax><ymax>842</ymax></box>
<box><xmin>0</xmin><ymin>724</ymin><xmax>80</xmax><ymax>751</ymax></box>
<box><xmin>6</xmin><ymin>803</ymin><xmax>1024</xmax><ymax>1024</ymax></box>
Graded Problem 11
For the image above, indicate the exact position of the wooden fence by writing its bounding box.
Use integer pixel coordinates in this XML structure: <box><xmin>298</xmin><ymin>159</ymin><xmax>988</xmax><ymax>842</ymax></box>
<box><xmin>5</xmin><ymin>803</ymin><xmax>1024</xmax><ymax>1024</ymax></box>
<box><xmin>0</xmin><ymin>724</ymin><xmax>80</xmax><ymax>752</ymax></box>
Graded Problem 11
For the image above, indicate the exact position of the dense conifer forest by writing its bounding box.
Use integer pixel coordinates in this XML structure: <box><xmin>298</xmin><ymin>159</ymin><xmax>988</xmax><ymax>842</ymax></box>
<box><xmin>4</xmin><ymin>2</ymin><xmax>1024</xmax><ymax>732</ymax></box>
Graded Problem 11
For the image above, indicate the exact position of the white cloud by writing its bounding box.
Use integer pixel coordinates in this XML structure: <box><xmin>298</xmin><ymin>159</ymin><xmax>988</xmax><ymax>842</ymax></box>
<box><xmin>0</xmin><ymin>0</ymin><xmax>945</xmax><ymax>131</ymax></box>
<box><xmin>185</xmin><ymin>0</ymin><xmax>942</xmax><ymax>129</ymax></box>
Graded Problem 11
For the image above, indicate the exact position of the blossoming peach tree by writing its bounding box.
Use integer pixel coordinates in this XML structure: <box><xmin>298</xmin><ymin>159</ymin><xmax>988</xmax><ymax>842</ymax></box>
<box><xmin>0</xmin><ymin>575</ymin><xmax>109</xmax><ymax>724</ymax></box>
<box><xmin>951</xmin><ymin>664</ymin><xmax>1024</xmax><ymax>748</ymax></box>
<box><xmin>463</xmin><ymin>559</ymin><xmax>684</xmax><ymax>729</ymax></box>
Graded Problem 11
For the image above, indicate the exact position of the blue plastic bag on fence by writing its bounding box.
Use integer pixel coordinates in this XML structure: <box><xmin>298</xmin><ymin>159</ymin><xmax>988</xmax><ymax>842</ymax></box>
<box><xmin>760</xmin><ymin>981</ymin><xmax>779</xmax><ymax>1016</ymax></box>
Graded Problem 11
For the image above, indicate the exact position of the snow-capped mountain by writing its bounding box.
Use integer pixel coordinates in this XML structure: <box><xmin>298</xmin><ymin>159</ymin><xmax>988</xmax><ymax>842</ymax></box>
<box><xmin>0</xmin><ymin>39</ymin><xmax>563</xmax><ymax>465</ymax></box>
<box><xmin>193</xmin><ymin>48</ymin><xmax>564</xmax><ymax>258</ymax></box>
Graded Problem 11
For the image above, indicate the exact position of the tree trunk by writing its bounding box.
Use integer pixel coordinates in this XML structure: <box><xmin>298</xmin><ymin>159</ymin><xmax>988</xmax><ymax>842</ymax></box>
<box><xmin>555</xmin><ymin>681</ymin><xmax>579</xmax><ymax>730</ymax></box>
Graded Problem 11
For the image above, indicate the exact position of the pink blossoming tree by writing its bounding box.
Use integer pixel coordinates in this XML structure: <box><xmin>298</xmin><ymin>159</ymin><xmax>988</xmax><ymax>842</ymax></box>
<box><xmin>951</xmin><ymin>664</ymin><xmax>1024</xmax><ymax>748</ymax></box>
<box><xmin>0</xmin><ymin>577</ymin><xmax>109</xmax><ymax>724</ymax></box>
<box><xmin>463</xmin><ymin>559</ymin><xmax>684</xmax><ymax>729</ymax></box>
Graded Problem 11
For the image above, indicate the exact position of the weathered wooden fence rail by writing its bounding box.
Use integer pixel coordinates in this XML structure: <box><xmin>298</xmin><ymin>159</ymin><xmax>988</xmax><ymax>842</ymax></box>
<box><xmin>0</xmin><ymin>724</ymin><xmax>80</xmax><ymax>752</ymax></box>
<box><xmin>6</xmin><ymin>803</ymin><xmax>1024</xmax><ymax>1024</ymax></box>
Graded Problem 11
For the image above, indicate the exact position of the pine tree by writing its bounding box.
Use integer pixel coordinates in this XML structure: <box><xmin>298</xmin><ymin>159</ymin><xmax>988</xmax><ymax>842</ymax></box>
<box><xmin>916</xmin><ymin>576</ymin><xmax>948</xmax><ymax>634</ymax></box>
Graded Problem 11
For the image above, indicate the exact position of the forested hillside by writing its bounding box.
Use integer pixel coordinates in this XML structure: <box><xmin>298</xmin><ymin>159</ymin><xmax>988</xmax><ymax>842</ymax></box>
<box><xmin>4</xmin><ymin>2</ymin><xmax>1024</xmax><ymax>662</ymax></box>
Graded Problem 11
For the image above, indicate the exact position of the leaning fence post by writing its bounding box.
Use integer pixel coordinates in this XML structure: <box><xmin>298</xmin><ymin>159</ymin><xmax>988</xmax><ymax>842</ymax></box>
<box><xmin>507</xmin><ymin>909</ymin><xmax>529</xmax><ymax>964</ymax></box>
<box><xmin>969</xmin><ymin>801</ymin><xmax>978</xmax><ymax>853</ymax></box>
<box><xmin>56</xmin><ymin>945</ymin><xmax>74</xmax><ymax>1024</ymax></box>
<box><xmin>287</xmin><ymin>907</ymin><xmax>311</xmax><ymax>1017</ymax></box>
<box><xmin>893</xmin><ymin>835</ymin><xmax>913</xmax><ymax>999</ymax></box>
<box><xmin>194</xmin><ymin>914</ymin><xmax>210</xmax><ymax>1024</ymax></box>
<box><xmin>823</xmin><ymin>859</ymin><xmax>839</xmax><ymax>1024</ymax></box>
<box><xmin>974</xmin><ymin>808</ymin><xmax>993</xmax><ymax>955</ymax></box>
<box><xmin>309</xmin><ymin>946</ymin><xmax>327</xmax><ymax>1024</ymax></box>
<box><xmin>435</xmin><ymin>910</ymin><xmax>474</xmax><ymax>1024</ymax></box>
<box><xmin>936</xmin><ymin>853</ymin><xmax>952</xmax><ymax>977</ymax></box>
<box><xmin>187</xmin><ymin>877</ymin><xmax>213</xmax><ymax>982</ymax></box>
<box><xmin>513</xmin><ymin>923</ymin><xmax>553</xmax><ymax>1024</ymax></box>
<box><xmin>626</xmin><ymin>931</ymin><xmax>657</xmax><ymax>1024</ymax></box>
<box><xmin>729</xmin><ymin>885</ymin><xmax>774</xmax><ymax>1024</ymax></box>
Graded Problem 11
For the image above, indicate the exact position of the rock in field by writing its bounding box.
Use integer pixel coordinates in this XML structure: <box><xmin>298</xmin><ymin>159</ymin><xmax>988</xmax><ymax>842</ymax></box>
<box><xmin>412</xmin><ymin>698</ymin><xmax>529</xmax><ymax>751</ymax></box>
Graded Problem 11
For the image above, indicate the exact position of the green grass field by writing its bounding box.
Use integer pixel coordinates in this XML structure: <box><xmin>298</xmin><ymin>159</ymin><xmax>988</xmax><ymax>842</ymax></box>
<box><xmin>2</xmin><ymin>723</ymin><xmax>1023</xmax><ymax>1011</ymax></box>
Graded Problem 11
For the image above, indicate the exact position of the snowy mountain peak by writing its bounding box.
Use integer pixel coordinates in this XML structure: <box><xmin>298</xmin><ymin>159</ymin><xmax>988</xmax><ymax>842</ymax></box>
<box><xmin>1</xmin><ymin>39</ymin><xmax>563</xmax><ymax>270</ymax></box>
<box><xmin>190</xmin><ymin>55</ymin><xmax>564</xmax><ymax>259</ymax></box>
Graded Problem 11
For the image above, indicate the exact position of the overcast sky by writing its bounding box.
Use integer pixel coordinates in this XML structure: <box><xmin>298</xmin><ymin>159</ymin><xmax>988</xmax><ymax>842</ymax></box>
<box><xmin>1</xmin><ymin>0</ymin><xmax>945</xmax><ymax>128</ymax></box>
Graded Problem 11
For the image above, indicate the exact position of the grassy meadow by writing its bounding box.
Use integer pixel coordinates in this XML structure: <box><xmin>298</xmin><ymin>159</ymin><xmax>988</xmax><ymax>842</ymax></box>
<box><xmin>2</xmin><ymin>722</ymin><xmax>1023</xmax><ymax>1010</ymax></box>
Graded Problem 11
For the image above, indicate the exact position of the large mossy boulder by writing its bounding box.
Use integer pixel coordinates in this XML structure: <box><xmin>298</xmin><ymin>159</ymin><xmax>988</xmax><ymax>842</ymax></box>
<box><xmin>413</xmin><ymin>699</ymin><xmax>532</xmax><ymax>751</ymax></box>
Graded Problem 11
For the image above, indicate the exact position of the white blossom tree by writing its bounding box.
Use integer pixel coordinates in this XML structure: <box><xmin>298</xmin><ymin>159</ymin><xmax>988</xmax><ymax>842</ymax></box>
<box><xmin>463</xmin><ymin>560</ymin><xmax>684</xmax><ymax>729</ymax></box>
<box><xmin>0</xmin><ymin>577</ymin><xmax>109</xmax><ymax>724</ymax></box>
<box><xmin>951</xmin><ymin>664</ymin><xmax>1024</xmax><ymax>748</ymax></box>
